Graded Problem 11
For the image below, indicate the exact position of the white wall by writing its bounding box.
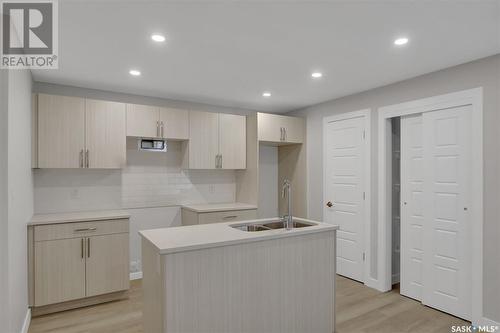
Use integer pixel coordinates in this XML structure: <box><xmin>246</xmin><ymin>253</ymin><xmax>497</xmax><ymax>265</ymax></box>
<box><xmin>258</xmin><ymin>145</ymin><xmax>278</xmax><ymax>218</ymax></box>
<box><xmin>289</xmin><ymin>54</ymin><xmax>500</xmax><ymax>322</ymax></box>
<box><xmin>5</xmin><ymin>67</ymin><xmax>33</xmax><ymax>332</ymax></box>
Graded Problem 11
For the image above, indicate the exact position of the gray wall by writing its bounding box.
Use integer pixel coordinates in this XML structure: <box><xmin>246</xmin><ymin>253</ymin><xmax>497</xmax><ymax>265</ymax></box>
<box><xmin>258</xmin><ymin>145</ymin><xmax>279</xmax><ymax>218</ymax></box>
<box><xmin>0</xmin><ymin>68</ymin><xmax>9</xmax><ymax>331</ymax></box>
<box><xmin>0</xmin><ymin>68</ymin><xmax>34</xmax><ymax>333</ymax></box>
<box><xmin>6</xmin><ymin>68</ymin><xmax>34</xmax><ymax>332</ymax></box>
<box><xmin>289</xmin><ymin>54</ymin><xmax>500</xmax><ymax>322</ymax></box>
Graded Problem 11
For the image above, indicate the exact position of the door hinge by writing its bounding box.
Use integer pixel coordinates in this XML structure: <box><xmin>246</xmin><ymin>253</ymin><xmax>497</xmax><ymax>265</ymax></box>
<box><xmin>363</xmin><ymin>192</ymin><xmax>365</xmax><ymax>200</ymax></box>
<box><xmin>363</xmin><ymin>252</ymin><xmax>365</xmax><ymax>261</ymax></box>
<box><xmin>362</xmin><ymin>130</ymin><xmax>366</xmax><ymax>140</ymax></box>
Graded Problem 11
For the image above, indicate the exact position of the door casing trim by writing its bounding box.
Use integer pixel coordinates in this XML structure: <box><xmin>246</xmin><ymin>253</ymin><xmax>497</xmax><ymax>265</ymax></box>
<box><xmin>376</xmin><ymin>87</ymin><xmax>483</xmax><ymax>325</ymax></box>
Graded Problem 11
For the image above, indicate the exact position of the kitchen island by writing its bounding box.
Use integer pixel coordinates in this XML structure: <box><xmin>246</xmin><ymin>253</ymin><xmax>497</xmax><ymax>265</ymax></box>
<box><xmin>140</xmin><ymin>217</ymin><xmax>338</xmax><ymax>333</ymax></box>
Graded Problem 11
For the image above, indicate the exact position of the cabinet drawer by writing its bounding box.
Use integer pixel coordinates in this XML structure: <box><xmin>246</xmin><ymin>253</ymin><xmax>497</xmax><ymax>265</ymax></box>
<box><xmin>34</xmin><ymin>219</ymin><xmax>129</xmax><ymax>242</ymax></box>
<box><xmin>198</xmin><ymin>209</ymin><xmax>257</xmax><ymax>225</ymax></box>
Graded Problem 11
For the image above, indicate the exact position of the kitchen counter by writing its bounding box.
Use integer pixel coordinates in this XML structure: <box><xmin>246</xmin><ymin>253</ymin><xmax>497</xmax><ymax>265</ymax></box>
<box><xmin>140</xmin><ymin>216</ymin><xmax>338</xmax><ymax>333</ymax></box>
<box><xmin>29</xmin><ymin>209</ymin><xmax>130</xmax><ymax>226</ymax></box>
<box><xmin>139</xmin><ymin>217</ymin><xmax>337</xmax><ymax>255</ymax></box>
<box><xmin>181</xmin><ymin>202</ymin><xmax>257</xmax><ymax>213</ymax></box>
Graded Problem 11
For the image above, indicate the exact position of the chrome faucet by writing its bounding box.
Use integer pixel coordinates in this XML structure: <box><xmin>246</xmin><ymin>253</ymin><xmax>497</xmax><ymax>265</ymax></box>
<box><xmin>282</xmin><ymin>179</ymin><xmax>293</xmax><ymax>230</ymax></box>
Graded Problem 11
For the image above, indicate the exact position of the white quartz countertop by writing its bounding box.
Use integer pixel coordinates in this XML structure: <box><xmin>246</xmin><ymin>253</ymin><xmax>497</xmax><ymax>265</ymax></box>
<box><xmin>181</xmin><ymin>202</ymin><xmax>257</xmax><ymax>213</ymax></box>
<box><xmin>29</xmin><ymin>210</ymin><xmax>131</xmax><ymax>226</ymax></box>
<box><xmin>139</xmin><ymin>217</ymin><xmax>338</xmax><ymax>255</ymax></box>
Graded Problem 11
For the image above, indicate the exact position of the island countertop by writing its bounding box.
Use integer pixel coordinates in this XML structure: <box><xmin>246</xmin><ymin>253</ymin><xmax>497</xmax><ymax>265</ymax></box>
<box><xmin>139</xmin><ymin>217</ymin><xmax>338</xmax><ymax>255</ymax></box>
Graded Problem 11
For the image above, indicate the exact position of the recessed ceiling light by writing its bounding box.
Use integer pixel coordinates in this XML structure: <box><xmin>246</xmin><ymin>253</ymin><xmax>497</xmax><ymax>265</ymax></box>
<box><xmin>394</xmin><ymin>37</ymin><xmax>409</xmax><ymax>46</ymax></box>
<box><xmin>151</xmin><ymin>34</ymin><xmax>166</xmax><ymax>42</ymax></box>
<box><xmin>129</xmin><ymin>69</ymin><xmax>141</xmax><ymax>76</ymax></box>
<box><xmin>311</xmin><ymin>72</ymin><xmax>323</xmax><ymax>78</ymax></box>
<box><xmin>262</xmin><ymin>92</ymin><xmax>271</xmax><ymax>97</ymax></box>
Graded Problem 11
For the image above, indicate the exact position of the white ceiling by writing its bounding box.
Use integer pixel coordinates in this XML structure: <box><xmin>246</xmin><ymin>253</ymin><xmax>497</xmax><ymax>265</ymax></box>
<box><xmin>32</xmin><ymin>1</ymin><xmax>500</xmax><ymax>112</ymax></box>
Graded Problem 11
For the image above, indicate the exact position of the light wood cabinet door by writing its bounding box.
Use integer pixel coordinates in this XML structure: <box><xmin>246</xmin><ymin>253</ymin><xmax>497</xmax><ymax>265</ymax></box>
<box><xmin>188</xmin><ymin>111</ymin><xmax>219</xmax><ymax>169</ymax></box>
<box><xmin>159</xmin><ymin>107</ymin><xmax>189</xmax><ymax>140</ymax></box>
<box><xmin>126</xmin><ymin>104</ymin><xmax>160</xmax><ymax>138</ymax></box>
<box><xmin>34</xmin><ymin>238</ymin><xmax>86</xmax><ymax>306</ymax></box>
<box><xmin>257</xmin><ymin>112</ymin><xmax>282</xmax><ymax>143</ymax></box>
<box><xmin>86</xmin><ymin>99</ymin><xmax>126</xmax><ymax>169</ymax></box>
<box><xmin>38</xmin><ymin>94</ymin><xmax>85</xmax><ymax>168</ymax></box>
<box><xmin>257</xmin><ymin>112</ymin><xmax>304</xmax><ymax>144</ymax></box>
<box><xmin>85</xmin><ymin>233</ymin><xmax>130</xmax><ymax>297</ymax></box>
<box><xmin>281</xmin><ymin>115</ymin><xmax>304</xmax><ymax>143</ymax></box>
<box><xmin>219</xmin><ymin>113</ymin><xmax>246</xmax><ymax>169</ymax></box>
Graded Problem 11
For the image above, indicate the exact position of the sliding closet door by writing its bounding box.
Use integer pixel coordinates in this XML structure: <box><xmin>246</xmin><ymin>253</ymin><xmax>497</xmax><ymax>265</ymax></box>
<box><xmin>421</xmin><ymin>105</ymin><xmax>472</xmax><ymax>320</ymax></box>
<box><xmin>400</xmin><ymin>114</ymin><xmax>424</xmax><ymax>301</ymax></box>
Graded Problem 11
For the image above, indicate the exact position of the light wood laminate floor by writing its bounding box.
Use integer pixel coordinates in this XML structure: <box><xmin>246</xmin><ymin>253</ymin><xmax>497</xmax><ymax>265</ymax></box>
<box><xmin>29</xmin><ymin>276</ymin><xmax>469</xmax><ymax>333</ymax></box>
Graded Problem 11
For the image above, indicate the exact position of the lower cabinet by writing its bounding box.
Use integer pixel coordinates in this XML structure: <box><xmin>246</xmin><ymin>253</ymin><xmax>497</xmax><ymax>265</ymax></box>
<box><xmin>29</xmin><ymin>218</ymin><xmax>130</xmax><ymax>313</ymax></box>
<box><xmin>34</xmin><ymin>238</ymin><xmax>86</xmax><ymax>306</ymax></box>
<box><xmin>182</xmin><ymin>208</ymin><xmax>257</xmax><ymax>226</ymax></box>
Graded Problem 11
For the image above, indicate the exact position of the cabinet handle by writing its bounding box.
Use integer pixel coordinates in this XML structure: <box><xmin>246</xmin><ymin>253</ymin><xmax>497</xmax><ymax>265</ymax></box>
<box><xmin>283</xmin><ymin>128</ymin><xmax>287</xmax><ymax>141</ymax></box>
<box><xmin>280</xmin><ymin>127</ymin><xmax>283</xmax><ymax>141</ymax></box>
<box><xmin>219</xmin><ymin>154</ymin><xmax>222</xmax><ymax>169</ymax></box>
<box><xmin>81</xmin><ymin>238</ymin><xmax>84</xmax><ymax>259</ymax></box>
<box><xmin>74</xmin><ymin>227</ymin><xmax>97</xmax><ymax>232</ymax></box>
<box><xmin>87</xmin><ymin>238</ymin><xmax>90</xmax><ymax>258</ymax></box>
<box><xmin>161</xmin><ymin>121</ymin><xmax>164</xmax><ymax>138</ymax></box>
<box><xmin>156</xmin><ymin>121</ymin><xmax>160</xmax><ymax>137</ymax></box>
<box><xmin>223</xmin><ymin>215</ymin><xmax>238</xmax><ymax>219</ymax></box>
<box><xmin>215</xmin><ymin>155</ymin><xmax>218</xmax><ymax>168</ymax></box>
<box><xmin>79</xmin><ymin>149</ymin><xmax>84</xmax><ymax>168</ymax></box>
<box><xmin>85</xmin><ymin>149</ymin><xmax>89</xmax><ymax>168</ymax></box>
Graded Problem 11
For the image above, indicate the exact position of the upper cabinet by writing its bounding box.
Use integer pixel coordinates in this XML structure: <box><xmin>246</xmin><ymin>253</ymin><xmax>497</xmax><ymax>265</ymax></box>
<box><xmin>37</xmin><ymin>94</ymin><xmax>126</xmax><ymax>169</ymax></box>
<box><xmin>38</xmin><ymin>94</ymin><xmax>86</xmax><ymax>168</ymax></box>
<box><xmin>85</xmin><ymin>99</ymin><xmax>126</xmax><ymax>169</ymax></box>
<box><xmin>126</xmin><ymin>104</ymin><xmax>188</xmax><ymax>140</ymax></box>
<box><xmin>184</xmin><ymin>111</ymin><xmax>246</xmax><ymax>169</ymax></box>
<box><xmin>257</xmin><ymin>112</ymin><xmax>305</xmax><ymax>144</ymax></box>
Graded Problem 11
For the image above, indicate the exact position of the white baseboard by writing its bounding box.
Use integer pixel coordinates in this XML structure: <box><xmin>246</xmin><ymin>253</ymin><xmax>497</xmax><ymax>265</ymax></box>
<box><xmin>477</xmin><ymin>317</ymin><xmax>500</xmax><ymax>328</ymax></box>
<box><xmin>364</xmin><ymin>277</ymin><xmax>382</xmax><ymax>291</ymax></box>
<box><xmin>21</xmin><ymin>308</ymin><xmax>31</xmax><ymax>333</ymax></box>
<box><xmin>130</xmin><ymin>271</ymin><xmax>143</xmax><ymax>280</ymax></box>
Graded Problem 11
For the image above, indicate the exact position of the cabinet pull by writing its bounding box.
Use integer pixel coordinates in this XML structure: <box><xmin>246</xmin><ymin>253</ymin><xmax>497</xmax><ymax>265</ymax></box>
<box><xmin>85</xmin><ymin>149</ymin><xmax>89</xmax><ymax>168</ymax></box>
<box><xmin>81</xmin><ymin>238</ymin><xmax>84</xmax><ymax>259</ymax></box>
<box><xmin>87</xmin><ymin>238</ymin><xmax>90</xmax><ymax>258</ymax></box>
<box><xmin>215</xmin><ymin>155</ymin><xmax>218</xmax><ymax>168</ymax></box>
<box><xmin>280</xmin><ymin>127</ymin><xmax>284</xmax><ymax>141</ymax></box>
<box><xmin>219</xmin><ymin>154</ymin><xmax>222</xmax><ymax>169</ymax></box>
<box><xmin>156</xmin><ymin>120</ymin><xmax>160</xmax><ymax>137</ymax></box>
<box><xmin>161</xmin><ymin>121</ymin><xmax>164</xmax><ymax>138</ymax></box>
<box><xmin>283</xmin><ymin>128</ymin><xmax>287</xmax><ymax>141</ymax></box>
<box><xmin>79</xmin><ymin>149</ymin><xmax>84</xmax><ymax>168</ymax></box>
<box><xmin>74</xmin><ymin>227</ymin><xmax>97</xmax><ymax>232</ymax></box>
<box><xmin>223</xmin><ymin>215</ymin><xmax>238</xmax><ymax>219</ymax></box>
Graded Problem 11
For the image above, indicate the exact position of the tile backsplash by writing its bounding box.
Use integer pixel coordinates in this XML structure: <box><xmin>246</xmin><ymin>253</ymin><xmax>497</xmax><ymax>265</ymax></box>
<box><xmin>34</xmin><ymin>141</ymin><xmax>236</xmax><ymax>214</ymax></box>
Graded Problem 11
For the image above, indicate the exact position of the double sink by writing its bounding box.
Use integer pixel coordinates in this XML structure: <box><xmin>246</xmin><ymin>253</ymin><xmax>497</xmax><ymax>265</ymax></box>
<box><xmin>231</xmin><ymin>218</ymin><xmax>316</xmax><ymax>232</ymax></box>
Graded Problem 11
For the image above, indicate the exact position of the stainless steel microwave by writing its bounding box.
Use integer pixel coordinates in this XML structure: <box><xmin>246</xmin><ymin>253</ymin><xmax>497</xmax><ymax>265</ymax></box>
<box><xmin>137</xmin><ymin>139</ymin><xmax>167</xmax><ymax>152</ymax></box>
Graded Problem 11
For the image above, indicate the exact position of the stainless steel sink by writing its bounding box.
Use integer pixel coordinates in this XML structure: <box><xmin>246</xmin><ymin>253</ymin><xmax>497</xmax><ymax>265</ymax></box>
<box><xmin>231</xmin><ymin>219</ymin><xmax>316</xmax><ymax>232</ymax></box>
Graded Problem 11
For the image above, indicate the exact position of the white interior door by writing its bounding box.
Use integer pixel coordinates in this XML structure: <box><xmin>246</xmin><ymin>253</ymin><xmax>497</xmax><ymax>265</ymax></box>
<box><xmin>422</xmin><ymin>105</ymin><xmax>472</xmax><ymax>320</ymax></box>
<box><xmin>324</xmin><ymin>116</ymin><xmax>366</xmax><ymax>282</ymax></box>
<box><xmin>400</xmin><ymin>114</ymin><xmax>424</xmax><ymax>301</ymax></box>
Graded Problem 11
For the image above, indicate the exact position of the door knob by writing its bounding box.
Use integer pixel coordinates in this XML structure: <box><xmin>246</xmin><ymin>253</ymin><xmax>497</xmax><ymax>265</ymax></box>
<box><xmin>326</xmin><ymin>201</ymin><xmax>333</xmax><ymax>208</ymax></box>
